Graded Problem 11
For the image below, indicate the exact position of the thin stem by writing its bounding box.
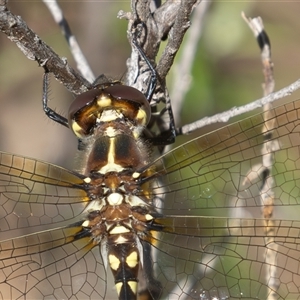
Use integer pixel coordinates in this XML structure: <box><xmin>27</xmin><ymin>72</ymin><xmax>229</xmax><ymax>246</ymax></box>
<box><xmin>179</xmin><ymin>78</ymin><xmax>300</xmax><ymax>135</ymax></box>
<box><xmin>170</xmin><ymin>1</ymin><xmax>210</xmax><ymax>123</ymax></box>
<box><xmin>243</xmin><ymin>13</ymin><xmax>278</xmax><ymax>300</ymax></box>
<box><xmin>43</xmin><ymin>0</ymin><xmax>95</xmax><ymax>83</ymax></box>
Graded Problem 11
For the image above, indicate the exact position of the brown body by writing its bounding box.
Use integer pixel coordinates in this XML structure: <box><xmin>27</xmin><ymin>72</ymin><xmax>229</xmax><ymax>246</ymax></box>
<box><xmin>69</xmin><ymin>82</ymin><xmax>155</xmax><ymax>299</ymax></box>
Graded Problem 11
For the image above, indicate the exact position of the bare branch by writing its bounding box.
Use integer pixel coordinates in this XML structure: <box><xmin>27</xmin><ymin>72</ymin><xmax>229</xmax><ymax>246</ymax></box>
<box><xmin>170</xmin><ymin>1</ymin><xmax>211</xmax><ymax>123</ymax></box>
<box><xmin>0</xmin><ymin>2</ymin><xmax>91</xmax><ymax>95</ymax></box>
<box><xmin>179</xmin><ymin>78</ymin><xmax>300</xmax><ymax>134</ymax></box>
<box><xmin>123</xmin><ymin>1</ymin><xmax>199</xmax><ymax>92</ymax></box>
<box><xmin>242</xmin><ymin>13</ymin><xmax>274</xmax><ymax>96</ymax></box>
<box><xmin>243</xmin><ymin>13</ymin><xmax>278</xmax><ymax>300</ymax></box>
<box><xmin>43</xmin><ymin>0</ymin><xmax>95</xmax><ymax>83</ymax></box>
<box><xmin>156</xmin><ymin>0</ymin><xmax>199</xmax><ymax>80</ymax></box>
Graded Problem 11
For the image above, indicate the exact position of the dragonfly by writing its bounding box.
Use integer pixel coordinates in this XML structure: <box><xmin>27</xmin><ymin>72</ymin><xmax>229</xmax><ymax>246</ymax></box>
<box><xmin>1</xmin><ymin>40</ymin><xmax>300</xmax><ymax>300</ymax></box>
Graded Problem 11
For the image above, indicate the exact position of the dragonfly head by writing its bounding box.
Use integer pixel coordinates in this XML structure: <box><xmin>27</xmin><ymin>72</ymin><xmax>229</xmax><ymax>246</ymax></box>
<box><xmin>68</xmin><ymin>82</ymin><xmax>151</xmax><ymax>139</ymax></box>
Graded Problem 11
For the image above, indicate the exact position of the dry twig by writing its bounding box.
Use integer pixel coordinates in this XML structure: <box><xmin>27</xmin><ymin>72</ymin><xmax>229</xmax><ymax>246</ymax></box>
<box><xmin>43</xmin><ymin>0</ymin><xmax>95</xmax><ymax>83</ymax></box>
<box><xmin>0</xmin><ymin>0</ymin><xmax>91</xmax><ymax>95</ymax></box>
<box><xmin>243</xmin><ymin>13</ymin><xmax>278</xmax><ymax>300</ymax></box>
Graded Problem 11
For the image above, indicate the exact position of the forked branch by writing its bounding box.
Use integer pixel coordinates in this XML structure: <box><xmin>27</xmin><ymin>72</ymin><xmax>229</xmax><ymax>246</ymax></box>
<box><xmin>0</xmin><ymin>0</ymin><xmax>199</xmax><ymax>102</ymax></box>
<box><xmin>1</xmin><ymin>1</ymin><xmax>300</xmax><ymax>137</ymax></box>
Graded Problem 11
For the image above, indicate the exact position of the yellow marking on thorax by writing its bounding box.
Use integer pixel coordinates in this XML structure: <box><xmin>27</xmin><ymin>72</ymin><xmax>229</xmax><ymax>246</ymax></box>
<box><xmin>107</xmin><ymin>193</ymin><xmax>123</xmax><ymax>205</ymax></box>
<box><xmin>108</xmin><ymin>138</ymin><xmax>116</xmax><ymax>164</ymax></box>
<box><xmin>84</xmin><ymin>177</ymin><xmax>91</xmax><ymax>183</ymax></box>
<box><xmin>99</xmin><ymin>137</ymin><xmax>124</xmax><ymax>174</ymax></box>
<box><xmin>84</xmin><ymin>199</ymin><xmax>103</xmax><ymax>213</ymax></box>
<box><xmin>114</xmin><ymin>235</ymin><xmax>129</xmax><ymax>244</ymax></box>
<box><xmin>81</xmin><ymin>220</ymin><xmax>90</xmax><ymax>227</ymax></box>
<box><xmin>145</xmin><ymin>214</ymin><xmax>154</xmax><ymax>221</ymax></box>
<box><xmin>105</xmin><ymin>126</ymin><xmax>117</xmax><ymax>137</ymax></box>
<box><xmin>110</xmin><ymin>225</ymin><xmax>130</xmax><ymax>235</ymax></box>
<box><xmin>132</xmin><ymin>172</ymin><xmax>140</xmax><ymax>179</ymax></box>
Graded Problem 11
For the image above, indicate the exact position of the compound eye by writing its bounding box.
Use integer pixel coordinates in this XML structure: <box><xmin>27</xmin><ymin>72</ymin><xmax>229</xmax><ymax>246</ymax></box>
<box><xmin>68</xmin><ymin>89</ymin><xmax>102</xmax><ymax>138</ymax></box>
<box><xmin>105</xmin><ymin>85</ymin><xmax>146</xmax><ymax>104</ymax></box>
<box><xmin>105</xmin><ymin>85</ymin><xmax>151</xmax><ymax>125</ymax></box>
<box><xmin>68</xmin><ymin>89</ymin><xmax>101</xmax><ymax>121</ymax></box>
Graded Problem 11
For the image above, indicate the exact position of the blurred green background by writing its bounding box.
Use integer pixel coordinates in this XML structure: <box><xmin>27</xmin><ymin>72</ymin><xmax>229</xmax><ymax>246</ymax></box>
<box><xmin>0</xmin><ymin>2</ymin><xmax>299</xmax><ymax>298</ymax></box>
<box><xmin>0</xmin><ymin>1</ymin><xmax>300</xmax><ymax>169</ymax></box>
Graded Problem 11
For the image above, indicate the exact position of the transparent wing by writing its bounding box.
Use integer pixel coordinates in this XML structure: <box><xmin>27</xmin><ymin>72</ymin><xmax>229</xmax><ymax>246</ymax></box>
<box><xmin>0</xmin><ymin>225</ymin><xmax>108</xmax><ymax>300</ymax></box>
<box><xmin>143</xmin><ymin>216</ymin><xmax>300</xmax><ymax>299</ymax></box>
<box><xmin>145</xmin><ymin>100</ymin><xmax>300</xmax><ymax>218</ymax></box>
<box><xmin>1</xmin><ymin>100</ymin><xmax>300</xmax><ymax>300</ymax></box>
<box><xmin>137</xmin><ymin>100</ymin><xmax>300</xmax><ymax>299</ymax></box>
<box><xmin>0</xmin><ymin>153</ymin><xmax>88</xmax><ymax>240</ymax></box>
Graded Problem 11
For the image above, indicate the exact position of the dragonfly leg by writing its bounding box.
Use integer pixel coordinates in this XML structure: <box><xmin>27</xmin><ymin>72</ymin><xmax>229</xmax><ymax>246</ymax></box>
<box><xmin>42</xmin><ymin>72</ymin><xmax>69</xmax><ymax>128</ymax></box>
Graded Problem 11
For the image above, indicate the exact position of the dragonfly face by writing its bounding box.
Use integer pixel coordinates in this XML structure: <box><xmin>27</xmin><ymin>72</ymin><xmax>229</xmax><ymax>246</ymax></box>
<box><xmin>1</xmin><ymin>49</ymin><xmax>300</xmax><ymax>300</ymax></box>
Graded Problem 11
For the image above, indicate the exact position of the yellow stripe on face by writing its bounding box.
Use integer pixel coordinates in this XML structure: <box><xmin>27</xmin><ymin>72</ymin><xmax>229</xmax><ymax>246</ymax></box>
<box><xmin>126</xmin><ymin>251</ymin><xmax>138</xmax><ymax>268</ymax></box>
<box><xmin>97</xmin><ymin>95</ymin><xmax>112</xmax><ymax>108</ymax></box>
<box><xmin>71</xmin><ymin>121</ymin><xmax>84</xmax><ymax>138</ymax></box>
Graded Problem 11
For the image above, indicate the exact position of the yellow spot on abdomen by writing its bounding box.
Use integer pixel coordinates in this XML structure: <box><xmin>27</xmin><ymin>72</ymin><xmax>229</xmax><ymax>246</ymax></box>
<box><xmin>126</xmin><ymin>251</ymin><xmax>138</xmax><ymax>268</ymax></box>
<box><xmin>127</xmin><ymin>281</ymin><xmax>137</xmax><ymax>294</ymax></box>
<box><xmin>115</xmin><ymin>282</ymin><xmax>123</xmax><ymax>295</ymax></box>
<box><xmin>109</xmin><ymin>254</ymin><xmax>121</xmax><ymax>271</ymax></box>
